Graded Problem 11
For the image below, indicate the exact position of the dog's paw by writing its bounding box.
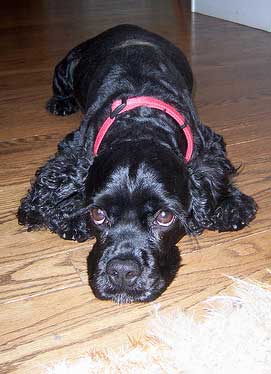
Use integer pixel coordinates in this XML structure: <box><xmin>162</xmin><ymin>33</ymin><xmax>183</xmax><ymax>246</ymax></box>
<box><xmin>60</xmin><ymin>232</ymin><xmax>76</xmax><ymax>241</ymax></box>
<box><xmin>211</xmin><ymin>192</ymin><xmax>257</xmax><ymax>232</ymax></box>
<box><xmin>46</xmin><ymin>96</ymin><xmax>79</xmax><ymax>116</ymax></box>
<box><xmin>59</xmin><ymin>228</ymin><xmax>90</xmax><ymax>243</ymax></box>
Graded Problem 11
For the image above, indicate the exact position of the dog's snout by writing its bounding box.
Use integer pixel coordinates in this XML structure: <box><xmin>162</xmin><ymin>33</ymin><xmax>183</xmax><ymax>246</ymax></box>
<box><xmin>106</xmin><ymin>258</ymin><xmax>141</xmax><ymax>287</ymax></box>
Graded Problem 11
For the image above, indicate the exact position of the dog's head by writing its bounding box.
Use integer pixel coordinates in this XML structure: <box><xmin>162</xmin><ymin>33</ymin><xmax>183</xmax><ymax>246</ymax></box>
<box><xmin>86</xmin><ymin>141</ymin><xmax>190</xmax><ymax>303</ymax></box>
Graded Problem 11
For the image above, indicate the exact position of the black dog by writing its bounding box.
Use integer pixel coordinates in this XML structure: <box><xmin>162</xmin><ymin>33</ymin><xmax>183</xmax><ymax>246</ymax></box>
<box><xmin>18</xmin><ymin>25</ymin><xmax>256</xmax><ymax>303</ymax></box>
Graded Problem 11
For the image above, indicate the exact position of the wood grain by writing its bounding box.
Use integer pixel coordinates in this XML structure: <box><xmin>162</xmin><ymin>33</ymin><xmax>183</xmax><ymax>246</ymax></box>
<box><xmin>0</xmin><ymin>0</ymin><xmax>270</xmax><ymax>372</ymax></box>
<box><xmin>0</xmin><ymin>253</ymin><xmax>83</xmax><ymax>304</ymax></box>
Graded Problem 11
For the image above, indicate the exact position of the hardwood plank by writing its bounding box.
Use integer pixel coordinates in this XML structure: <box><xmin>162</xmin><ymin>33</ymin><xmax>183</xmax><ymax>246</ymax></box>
<box><xmin>175</xmin><ymin>232</ymin><xmax>271</xmax><ymax>311</ymax></box>
<box><xmin>0</xmin><ymin>285</ymin><xmax>151</xmax><ymax>374</ymax></box>
<box><xmin>0</xmin><ymin>252</ymin><xmax>83</xmax><ymax>304</ymax></box>
<box><xmin>191</xmin><ymin>17</ymin><xmax>271</xmax><ymax>129</ymax></box>
<box><xmin>191</xmin><ymin>14</ymin><xmax>271</xmax><ymax>68</ymax></box>
<box><xmin>0</xmin><ymin>104</ymin><xmax>80</xmax><ymax>141</ymax></box>
<box><xmin>0</xmin><ymin>213</ymin><xmax>90</xmax><ymax>265</ymax></box>
<box><xmin>196</xmin><ymin>98</ymin><xmax>271</xmax><ymax>134</ymax></box>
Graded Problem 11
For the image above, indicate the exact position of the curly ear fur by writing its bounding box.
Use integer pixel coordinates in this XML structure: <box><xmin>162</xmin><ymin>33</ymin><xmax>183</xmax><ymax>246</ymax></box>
<box><xmin>17</xmin><ymin>129</ymin><xmax>93</xmax><ymax>242</ymax></box>
<box><xmin>187</xmin><ymin>123</ymin><xmax>256</xmax><ymax>235</ymax></box>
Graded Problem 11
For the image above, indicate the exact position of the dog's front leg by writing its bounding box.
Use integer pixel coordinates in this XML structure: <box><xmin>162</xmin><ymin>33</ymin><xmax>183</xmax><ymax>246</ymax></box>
<box><xmin>187</xmin><ymin>123</ymin><xmax>257</xmax><ymax>234</ymax></box>
<box><xmin>17</xmin><ymin>131</ymin><xmax>92</xmax><ymax>242</ymax></box>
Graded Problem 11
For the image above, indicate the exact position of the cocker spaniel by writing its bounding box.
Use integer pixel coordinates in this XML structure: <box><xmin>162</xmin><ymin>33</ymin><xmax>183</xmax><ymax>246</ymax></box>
<box><xmin>18</xmin><ymin>25</ymin><xmax>256</xmax><ymax>303</ymax></box>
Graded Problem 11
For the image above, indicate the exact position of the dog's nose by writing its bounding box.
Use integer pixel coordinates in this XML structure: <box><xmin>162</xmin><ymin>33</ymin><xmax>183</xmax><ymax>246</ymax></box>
<box><xmin>106</xmin><ymin>258</ymin><xmax>141</xmax><ymax>287</ymax></box>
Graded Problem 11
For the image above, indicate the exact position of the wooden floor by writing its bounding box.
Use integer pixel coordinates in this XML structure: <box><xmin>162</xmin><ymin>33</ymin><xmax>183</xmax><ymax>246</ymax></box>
<box><xmin>0</xmin><ymin>1</ymin><xmax>271</xmax><ymax>372</ymax></box>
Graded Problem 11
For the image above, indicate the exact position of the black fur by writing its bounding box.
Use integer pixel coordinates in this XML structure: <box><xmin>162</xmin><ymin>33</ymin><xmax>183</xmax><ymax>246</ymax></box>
<box><xmin>18</xmin><ymin>25</ymin><xmax>256</xmax><ymax>303</ymax></box>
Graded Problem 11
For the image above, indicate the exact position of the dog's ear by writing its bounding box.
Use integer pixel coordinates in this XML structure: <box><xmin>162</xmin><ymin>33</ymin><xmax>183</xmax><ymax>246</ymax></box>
<box><xmin>186</xmin><ymin>123</ymin><xmax>235</xmax><ymax>235</ymax></box>
<box><xmin>18</xmin><ymin>124</ymin><xmax>95</xmax><ymax>242</ymax></box>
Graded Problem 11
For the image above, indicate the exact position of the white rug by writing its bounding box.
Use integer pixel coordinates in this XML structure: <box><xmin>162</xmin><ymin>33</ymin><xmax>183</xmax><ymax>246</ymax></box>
<box><xmin>47</xmin><ymin>276</ymin><xmax>271</xmax><ymax>374</ymax></box>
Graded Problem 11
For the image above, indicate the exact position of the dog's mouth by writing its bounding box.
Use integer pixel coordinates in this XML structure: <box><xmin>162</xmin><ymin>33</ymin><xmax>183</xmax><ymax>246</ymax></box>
<box><xmin>89</xmin><ymin>271</ymin><xmax>167</xmax><ymax>304</ymax></box>
<box><xmin>105</xmin><ymin>288</ymin><xmax>153</xmax><ymax>304</ymax></box>
<box><xmin>110</xmin><ymin>289</ymin><xmax>156</xmax><ymax>304</ymax></box>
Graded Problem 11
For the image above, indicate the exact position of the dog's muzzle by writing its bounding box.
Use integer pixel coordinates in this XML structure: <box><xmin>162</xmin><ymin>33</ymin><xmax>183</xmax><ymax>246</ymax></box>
<box><xmin>87</xmin><ymin>226</ymin><xmax>180</xmax><ymax>303</ymax></box>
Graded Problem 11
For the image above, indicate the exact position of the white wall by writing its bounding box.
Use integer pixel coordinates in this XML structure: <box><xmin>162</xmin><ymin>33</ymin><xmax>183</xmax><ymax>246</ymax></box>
<box><xmin>191</xmin><ymin>0</ymin><xmax>271</xmax><ymax>32</ymax></box>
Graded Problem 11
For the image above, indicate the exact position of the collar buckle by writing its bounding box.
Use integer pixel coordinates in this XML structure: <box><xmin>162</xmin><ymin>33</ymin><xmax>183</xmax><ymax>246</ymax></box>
<box><xmin>110</xmin><ymin>99</ymin><xmax>127</xmax><ymax>119</ymax></box>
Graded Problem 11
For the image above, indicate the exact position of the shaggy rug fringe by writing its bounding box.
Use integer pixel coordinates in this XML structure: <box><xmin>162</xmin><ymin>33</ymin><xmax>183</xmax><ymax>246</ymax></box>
<box><xmin>46</xmin><ymin>276</ymin><xmax>271</xmax><ymax>374</ymax></box>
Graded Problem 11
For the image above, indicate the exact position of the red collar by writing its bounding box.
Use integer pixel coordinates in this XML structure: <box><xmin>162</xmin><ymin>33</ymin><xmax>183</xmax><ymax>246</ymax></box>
<box><xmin>93</xmin><ymin>96</ymin><xmax>193</xmax><ymax>162</ymax></box>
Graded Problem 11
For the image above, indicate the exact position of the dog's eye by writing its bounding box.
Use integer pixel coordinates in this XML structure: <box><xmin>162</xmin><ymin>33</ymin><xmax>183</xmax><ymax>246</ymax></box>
<box><xmin>155</xmin><ymin>210</ymin><xmax>175</xmax><ymax>227</ymax></box>
<box><xmin>90</xmin><ymin>207</ymin><xmax>106</xmax><ymax>225</ymax></box>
